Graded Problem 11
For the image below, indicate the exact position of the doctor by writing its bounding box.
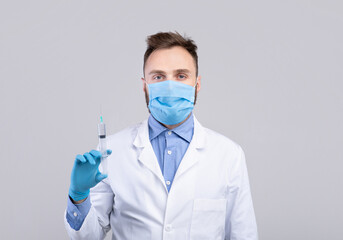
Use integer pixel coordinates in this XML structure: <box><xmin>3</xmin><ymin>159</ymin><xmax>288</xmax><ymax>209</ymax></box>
<box><xmin>64</xmin><ymin>31</ymin><xmax>258</xmax><ymax>240</ymax></box>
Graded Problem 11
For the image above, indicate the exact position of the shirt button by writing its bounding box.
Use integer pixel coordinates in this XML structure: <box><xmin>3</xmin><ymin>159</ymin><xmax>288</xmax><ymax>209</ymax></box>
<box><xmin>165</xmin><ymin>224</ymin><xmax>172</xmax><ymax>232</ymax></box>
<box><xmin>166</xmin><ymin>180</ymin><xmax>171</xmax><ymax>185</ymax></box>
<box><xmin>167</xmin><ymin>150</ymin><xmax>172</xmax><ymax>155</ymax></box>
<box><xmin>168</xmin><ymin>131</ymin><xmax>172</xmax><ymax>135</ymax></box>
<box><xmin>73</xmin><ymin>212</ymin><xmax>78</xmax><ymax>217</ymax></box>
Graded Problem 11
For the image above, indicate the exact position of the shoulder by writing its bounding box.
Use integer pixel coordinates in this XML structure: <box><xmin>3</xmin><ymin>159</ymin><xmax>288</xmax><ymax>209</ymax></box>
<box><xmin>200</xmin><ymin>125</ymin><xmax>247</xmax><ymax>179</ymax></box>
<box><xmin>202</xmin><ymin>125</ymin><xmax>244</xmax><ymax>156</ymax></box>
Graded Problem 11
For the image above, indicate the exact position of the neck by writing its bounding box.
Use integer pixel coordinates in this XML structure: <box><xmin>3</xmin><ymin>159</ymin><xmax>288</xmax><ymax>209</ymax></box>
<box><xmin>161</xmin><ymin>112</ymin><xmax>192</xmax><ymax>130</ymax></box>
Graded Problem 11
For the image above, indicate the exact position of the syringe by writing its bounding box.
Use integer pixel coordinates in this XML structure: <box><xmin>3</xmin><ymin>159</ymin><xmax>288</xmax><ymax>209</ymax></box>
<box><xmin>98</xmin><ymin>115</ymin><xmax>108</xmax><ymax>174</ymax></box>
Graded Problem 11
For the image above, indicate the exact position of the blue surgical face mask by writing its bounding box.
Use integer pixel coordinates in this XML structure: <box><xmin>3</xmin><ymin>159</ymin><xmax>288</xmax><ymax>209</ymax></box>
<box><xmin>146</xmin><ymin>80</ymin><xmax>197</xmax><ymax>125</ymax></box>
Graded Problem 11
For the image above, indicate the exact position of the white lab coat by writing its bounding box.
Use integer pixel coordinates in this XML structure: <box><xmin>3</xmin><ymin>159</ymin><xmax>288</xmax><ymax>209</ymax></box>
<box><xmin>64</xmin><ymin>115</ymin><xmax>258</xmax><ymax>240</ymax></box>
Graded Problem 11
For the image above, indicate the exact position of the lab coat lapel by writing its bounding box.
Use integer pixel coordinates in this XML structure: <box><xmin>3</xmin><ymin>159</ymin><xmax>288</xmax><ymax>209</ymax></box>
<box><xmin>174</xmin><ymin>115</ymin><xmax>206</xmax><ymax>180</ymax></box>
<box><xmin>133</xmin><ymin>119</ymin><xmax>167</xmax><ymax>191</ymax></box>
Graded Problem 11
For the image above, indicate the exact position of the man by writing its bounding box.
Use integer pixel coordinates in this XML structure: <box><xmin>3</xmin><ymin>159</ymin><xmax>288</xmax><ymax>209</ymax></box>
<box><xmin>64</xmin><ymin>31</ymin><xmax>258</xmax><ymax>239</ymax></box>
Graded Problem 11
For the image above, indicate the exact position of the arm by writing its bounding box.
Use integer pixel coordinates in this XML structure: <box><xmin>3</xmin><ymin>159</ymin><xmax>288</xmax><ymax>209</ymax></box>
<box><xmin>64</xmin><ymin>149</ymin><xmax>114</xmax><ymax>239</ymax></box>
<box><xmin>66</xmin><ymin>196</ymin><xmax>91</xmax><ymax>231</ymax></box>
<box><xmin>64</xmin><ymin>178</ymin><xmax>114</xmax><ymax>239</ymax></box>
<box><xmin>225</xmin><ymin>146</ymin><xmax>259</xmax><ymax>240</ymax></box>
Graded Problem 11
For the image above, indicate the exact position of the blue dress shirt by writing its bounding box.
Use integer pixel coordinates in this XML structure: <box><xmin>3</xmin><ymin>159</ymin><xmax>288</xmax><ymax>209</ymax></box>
<box><xmin>66</xmin><ymin>195</ymin><xmax>91</xmax><ymax>230</ymax></box>
<box><xmin>148</xmin><ymin>112</ymin><xmax>194</xmax><ymax>192</ymax></box>
<box><xmin>66</xmin><ymin>113</ymin><xmax>194</xmax><ymax>230</ymax></box>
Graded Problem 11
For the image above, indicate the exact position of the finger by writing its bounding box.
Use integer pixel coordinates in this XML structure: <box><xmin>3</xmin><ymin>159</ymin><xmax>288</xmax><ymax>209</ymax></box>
<box><xmin>76</xmin><ymin>154</ymin><xmax>86</xmax><ymax>163</ymax></box>
<box><xmin>89</xmin><ymin>150</ymin><xmax>101</xmax><ymax>160</ymax></box>
<box><xmin>84</xmin><ymin>152</ymin><xmax>96</xmax><ymax>165</ymax></box>
<box><xmin>107</xmin><ymin>149</ymin><xmax>112</xmax><ymax>155</ymax></box>
<box><xmin>95</xmin><ymin>172</ymin><xmax>108</xmax><ymax>183</ymax></box>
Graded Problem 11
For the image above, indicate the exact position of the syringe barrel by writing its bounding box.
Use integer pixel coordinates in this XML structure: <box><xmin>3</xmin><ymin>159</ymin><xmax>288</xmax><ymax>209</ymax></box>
<box><xmin>99</xmin><ymin>138</ymin><xmax>108</xmax><ymax>158</ymax></box>
<box><xmin>98</xmin><ymin>122</ymin><xmax>106</xmax><ymax>137</ymax></box>
<box><xmin>98</xmin><ymin>122</ymin><xmax>108</xmax><ymax>158</ymax></box>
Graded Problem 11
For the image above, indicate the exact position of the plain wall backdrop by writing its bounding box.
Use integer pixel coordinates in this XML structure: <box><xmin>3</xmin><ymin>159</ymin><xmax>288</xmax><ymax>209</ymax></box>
<box><xmin>1</xmin><ymin>1</ymin><xmax>342</xmax><ymax>239</ymax></box>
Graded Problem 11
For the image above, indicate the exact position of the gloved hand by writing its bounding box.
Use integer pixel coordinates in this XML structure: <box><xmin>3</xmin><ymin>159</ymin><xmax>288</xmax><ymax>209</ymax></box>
<box><xmin>69</xmin><ymin>149</ymin><xmax>112</xmax><ymax>201</ymax></box>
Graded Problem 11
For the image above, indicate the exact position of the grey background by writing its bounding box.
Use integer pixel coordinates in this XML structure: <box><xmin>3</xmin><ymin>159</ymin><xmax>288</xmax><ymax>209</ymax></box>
<box><xmin>1</xmin><ymin>1</ymin><xmax>342</xmax><ymax>239</ymax></box>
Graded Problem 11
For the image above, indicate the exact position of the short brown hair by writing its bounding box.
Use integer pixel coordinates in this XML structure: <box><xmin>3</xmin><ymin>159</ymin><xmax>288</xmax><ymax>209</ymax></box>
<box><xmin>143</xmin><ymin>31</ymin><xmax>199</xmax><ymax>77</ymax></box>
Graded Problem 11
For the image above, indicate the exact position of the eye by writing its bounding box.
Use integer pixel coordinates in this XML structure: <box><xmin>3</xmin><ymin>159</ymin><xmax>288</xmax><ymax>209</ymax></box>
<box><xmin>153</xmin><ymin>75</ymin><xmax>164</xmax><ymax>80</ymax></box>
<box><xmin>178</xmin><ymin>74</ymin><xmax>187</xmax><ymax>79</ymax></box>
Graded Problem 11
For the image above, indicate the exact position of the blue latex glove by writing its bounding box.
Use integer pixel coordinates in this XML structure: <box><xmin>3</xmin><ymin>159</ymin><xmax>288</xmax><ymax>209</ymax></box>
<box><xmin>69</xmin><ymin>149</ymin><xmax>112</xmax><ymax>201</ymax></box>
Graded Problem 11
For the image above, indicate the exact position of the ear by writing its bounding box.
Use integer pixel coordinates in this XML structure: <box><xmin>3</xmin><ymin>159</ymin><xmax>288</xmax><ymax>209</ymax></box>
<box><xmin>141</xmin><ymin>77</ymin><xmax>146</xmax><ymax>92</ymax></box>
<box><xmin>196</xmin><ymin>75</ymin><xmax>201</xmax><ymax>93</ymax></box>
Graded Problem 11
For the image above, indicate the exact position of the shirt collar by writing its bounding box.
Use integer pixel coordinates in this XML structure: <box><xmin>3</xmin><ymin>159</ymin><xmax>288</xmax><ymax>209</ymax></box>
<box><xmin>148</xmin><ymin>112</ymin><xmax>194</xmax><ymax>143</ymax></box>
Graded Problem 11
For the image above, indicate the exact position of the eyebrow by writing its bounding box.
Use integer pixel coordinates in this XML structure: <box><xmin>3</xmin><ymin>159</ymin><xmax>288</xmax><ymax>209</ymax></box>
<box><xmin>148</xmin><ymin>69</ymin><xmax>192</xmax><ymax>75</ymax></box>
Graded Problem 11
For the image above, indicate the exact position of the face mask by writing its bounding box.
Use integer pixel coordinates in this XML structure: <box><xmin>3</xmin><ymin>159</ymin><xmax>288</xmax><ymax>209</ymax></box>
<box><xmin>146</xmin><ymin>80</ymin><xmax>197</xmax><ymax>125</ymax></box>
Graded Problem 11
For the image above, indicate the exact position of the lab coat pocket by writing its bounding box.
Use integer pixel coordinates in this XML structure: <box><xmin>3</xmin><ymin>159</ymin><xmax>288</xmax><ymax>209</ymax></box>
<box><xmin>190</xmin><ymin>198</ymin><xmax>226</xmax><ymax>240</ymax></box>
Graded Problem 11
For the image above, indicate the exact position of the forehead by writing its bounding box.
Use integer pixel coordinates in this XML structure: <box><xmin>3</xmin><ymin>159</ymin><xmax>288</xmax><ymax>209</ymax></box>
<box><xmin>145</xmin><ymin>46</ymin><xmax>196</xmax><ymax>73</ymax></box>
